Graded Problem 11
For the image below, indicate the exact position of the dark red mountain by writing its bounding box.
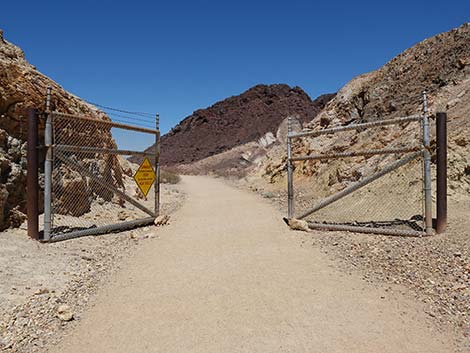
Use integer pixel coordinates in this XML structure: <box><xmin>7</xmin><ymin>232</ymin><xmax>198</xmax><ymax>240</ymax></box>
<box><xmin>153</xmin><ymin>84</ymin><xmax>335</xmax><ymax>165</ymax></box>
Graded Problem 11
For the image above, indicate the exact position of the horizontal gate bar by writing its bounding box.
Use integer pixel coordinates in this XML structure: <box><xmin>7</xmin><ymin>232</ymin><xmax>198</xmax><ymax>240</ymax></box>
<box><xmin>297</xmin><ymin>151</ymin><xmax>422</xmax><ymax>220</ymax></box>
<box><xmin>55</xmin><ymin>144</ymin><xmax>157</xmax><ymax>157</ymax></box>
<box><xmin>56</xmin><ymin>152</ymin><xmax>156</xmax><ymax>217</ymax></box>
<box><xmin>291</xmin><ymin>146</ymin><xmax>422</xmax><ymax>162</ymax></box>
<box><xmin>289</xmin><ymin>115</ymin><xmax>423</xmax><ymax>139</ymax></box>
<box><xmin>307</xmin><ymin>222</ymin><xmax>426</xmax><ymax>237</ymax></box>
<box><xmin>51</xmin><ymin>111</ymin><xmax>158</xmax><ymax>134</ymax></box>
<box><xmin>46</xmin><ymin>217</ymin><xmax>156</xmax><ymax>242</ymax></box>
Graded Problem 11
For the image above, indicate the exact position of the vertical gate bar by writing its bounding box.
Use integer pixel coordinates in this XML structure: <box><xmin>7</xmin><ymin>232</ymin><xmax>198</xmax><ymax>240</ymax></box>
<box><xmin>154</xmin><ymin>114</ymin><xmax>160</xmax><ymax>217</ymax></box>
<box><xmin>43</xmin><ymin>86</ymin><xmax>52</xmax><ymax>241</ymax></box>
<box><xmin>422</xmin><ymin>91</ymin><xmax>433</xmax><ymax>235</ymax></box>
<box><xmin>287</xmin><ymin>117</ymin><xmax>294</xmax><ymax>218</ymax></box>
<box><xmin>27</xmin><ymin>108</ymin><xmax>39</xmax><ymax>240</ymax></box>
<box><xmin>436</xmin><ymin>112</ymin><xmax>447</xmax><ymax>233</ymax></box>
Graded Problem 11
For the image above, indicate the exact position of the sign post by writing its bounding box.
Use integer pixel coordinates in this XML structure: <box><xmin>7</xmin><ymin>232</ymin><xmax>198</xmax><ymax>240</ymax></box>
<box><xmin>133</xmin><ymin>158</ymin><xmax>156</xmax><ymax>199</ymax></box>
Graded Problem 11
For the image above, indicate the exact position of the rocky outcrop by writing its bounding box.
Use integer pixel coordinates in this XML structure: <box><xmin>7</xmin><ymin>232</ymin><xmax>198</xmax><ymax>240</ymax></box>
<box><xmin>0</xmin><ymin>129</ymin><xmax>27</xmax><ymax>229</ymax></box>
<box><xmin>258</xmin><ymin>23</ymin><xmax>470</xmax><ymax>196</ymax></box>
<box><xmin>0</xmin><ymin>31</ymin><xmax>123</xmax><ymax>230</ymax></box>
<box><xmin>313</xmin><ymin>23</ymin><xmax>470</xmax><ymax>128</ymax></box>
<box><xmin>152</xmin><ymin>85</ymin><xmax>334</xmax><ymax>165</ymax></box>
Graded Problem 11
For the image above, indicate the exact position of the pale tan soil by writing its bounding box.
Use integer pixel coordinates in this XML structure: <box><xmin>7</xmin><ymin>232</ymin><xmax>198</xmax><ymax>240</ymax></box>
<box><xmin>0</xmin><ymin>182</ymin><xmax>185</xmax><ymax>352</ymax></box>
<box><xmin>235</xmin><ymin>175</ymin><xmax>470</xmax><ymax>351</ymax></box>
<box><xmin>48</xmin><ymin>176</ymin><xmax>458</xmax><ymax>353</ymax></box>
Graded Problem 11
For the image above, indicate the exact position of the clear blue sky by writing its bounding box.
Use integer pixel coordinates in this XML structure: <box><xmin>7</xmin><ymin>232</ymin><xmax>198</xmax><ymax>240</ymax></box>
<box><xmin>1</xmin><ymin>0</ymin><xmax>468</xmax><ymax>149</ymax></box>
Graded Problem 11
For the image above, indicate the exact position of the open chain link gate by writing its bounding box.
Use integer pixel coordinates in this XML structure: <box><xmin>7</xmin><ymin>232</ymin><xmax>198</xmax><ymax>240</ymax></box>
<box><xmin>40</xmin><ymin>88</ymin><xmax>160</xmax><ymax>242</ymax></box>
<box><xmin>286</xmin><ymin>92</ymin><xmax>447</xmax><ymax>237</ymax></box>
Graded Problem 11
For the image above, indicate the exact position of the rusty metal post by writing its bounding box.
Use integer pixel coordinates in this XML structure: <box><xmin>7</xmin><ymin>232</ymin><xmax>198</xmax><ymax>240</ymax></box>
<box><xmin>27</xmin><ymin>108</ymin><xmax>39</xmax><ymax>240</ymax></box>
<box><xmin>43</xmin><ymin>86</ymin><xmax>52</xmax><ymax>241</ymax></box>
<box><xmin>287</xmin><ymin>117</ymin><xmax>294</xmax><ymax>218</ymax></box>
<box><xmin>436</xmin><ymin>112</ymin><xmax>447</xmax><ymax>233</ymax></box>
<box><xmin>422</xmin><ymin>91</ymin><xmax>433</xmax><ymax>235</ymax></box>
<box><xmin>154</xmin><ymin>114</ymin><xmax>160</xmax><ymax>217</ymax></box>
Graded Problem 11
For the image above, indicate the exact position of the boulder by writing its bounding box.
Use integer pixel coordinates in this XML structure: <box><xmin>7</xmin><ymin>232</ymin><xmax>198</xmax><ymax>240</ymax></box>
<box><xmin>154</xmin><ymin>214</ymin><xmax>170</xmax><ymax>226</ymax></box>
<box><xmin>283</xmin><ymin>217</ymin><xmax>310</xmax><ymax>232</ymax></box>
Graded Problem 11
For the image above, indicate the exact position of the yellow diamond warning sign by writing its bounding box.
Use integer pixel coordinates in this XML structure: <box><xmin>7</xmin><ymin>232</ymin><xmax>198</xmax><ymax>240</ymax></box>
<box><xmin>133</xmin><ymin>158</ymin><xmax>156</xmax><ymax>197</ymax></box>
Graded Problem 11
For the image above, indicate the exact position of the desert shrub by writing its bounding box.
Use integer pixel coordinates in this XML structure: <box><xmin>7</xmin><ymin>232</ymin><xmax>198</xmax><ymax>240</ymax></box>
<box><xmin>160</xmin><ymin>169</ymin><xmax>181</xmax><ymax>184</ymax></box>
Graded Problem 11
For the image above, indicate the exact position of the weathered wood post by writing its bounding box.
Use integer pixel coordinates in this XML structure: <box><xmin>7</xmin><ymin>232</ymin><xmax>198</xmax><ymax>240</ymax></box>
<box><xmin>287</xmin><ymin>117</ymin><xmax>294</xmax><ymax>218</ymax></box>
<box><xmin>27</xmin><ymin>108</ymin><xmax>39</xmax><ymax>240</ymax></box>
<box><xmin>422</xmin><ymin>91</ymin><xmax>433</xmax><ymax>235</ymax></box>
<box><xmin>436</xmin><ymin>112</ymin><xmax>447</xmax><ymax>233</ymax></box>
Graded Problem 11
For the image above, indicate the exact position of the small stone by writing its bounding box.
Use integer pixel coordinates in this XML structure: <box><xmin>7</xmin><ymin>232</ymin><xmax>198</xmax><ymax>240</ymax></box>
<box><xmin>117</xmin><ymin>210</ymin><xmax>129</xmax><ymax>221</ymax></box>
<box><xmin>154</xmin><ymin>215</ymin><xmax>170</xmax><ymax>226</ymax></box>
<box><xmin>57</xmin><ymin>304</ymin><xmax>74</xmax><ymax>321</ymax></box>
<box><xmin>34</xmin><ymin>288</ymin><xmax>49</xmax><ymax>295</ymax></box>
<box><xmin>454</xmin><ymin>137</ymin><xmax>467</xmax><ymax>147</ymax></box>
<box><xmin>283</xmin><ymin>218</ymin><xmax>309</xmax><ymax>232</ymax></box>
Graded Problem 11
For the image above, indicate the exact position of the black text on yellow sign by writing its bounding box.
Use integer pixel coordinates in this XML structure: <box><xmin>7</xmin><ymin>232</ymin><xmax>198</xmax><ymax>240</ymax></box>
<box><xmin>133</xmin><ymin>158</ymin><xmax>156</xmax><ymax>197</ymax></box>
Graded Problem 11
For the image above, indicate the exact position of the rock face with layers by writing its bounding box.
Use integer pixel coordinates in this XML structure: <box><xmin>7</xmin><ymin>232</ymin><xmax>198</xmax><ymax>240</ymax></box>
<box><xmin>0</xmin><ymin>129</ymin><xmax>27</xmax><ymax>229</ymax></box>
<box><xmin>0</xmin><ymin>31</ymin><xmax>123</xmax><ymax>230</ymax></box>
<box><xmin>313</xmin><ymin>23</ymin><xmax>470</xmax><ymax>128</ymax></box>
<box><xmin>259</xmin><ymin>23</ymin><xmax>470</xmax><ymax>196</ymax></box>
<box><xmin>154</xmin><ymin>84</ymin><xmax>334</xmax><ymax>165</ymax></box>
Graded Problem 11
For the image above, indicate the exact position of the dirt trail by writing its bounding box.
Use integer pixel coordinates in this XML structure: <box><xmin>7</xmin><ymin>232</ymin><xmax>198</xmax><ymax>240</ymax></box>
<box><xmin>48</xmin><ymin>176</ymin><xmax>456</xmax><ymax>353</ymax></box>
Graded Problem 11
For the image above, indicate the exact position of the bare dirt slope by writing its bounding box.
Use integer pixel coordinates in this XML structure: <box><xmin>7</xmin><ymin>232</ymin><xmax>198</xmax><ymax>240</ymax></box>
<box><xmin>48</xmin><ymin>176</ymin><xmax>458</xmax><ymax>353</ymax></box>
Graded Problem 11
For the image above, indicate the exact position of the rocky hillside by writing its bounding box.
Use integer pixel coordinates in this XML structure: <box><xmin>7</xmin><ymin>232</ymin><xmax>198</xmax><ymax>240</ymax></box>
<box><xmin>0</xmin><ymin>31</ymin><xmax>117</xmax><ymax>231</ymax></box>
<box><xmin>255</xmin><ymin>23</ymin><xmax>470</xmax><ymax>196</ymax></box>
<box><xmin>312</xmin><ymin>22</ymin><xmax>470</xmax><ymax>128</ymax></box>
<box><xmin>156</xmin><ymin>84</ymin><xmax>334</xmax><ymax>165</ymax></box>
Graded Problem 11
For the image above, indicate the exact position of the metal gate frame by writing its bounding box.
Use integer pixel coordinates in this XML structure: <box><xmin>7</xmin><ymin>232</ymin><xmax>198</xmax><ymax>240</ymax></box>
<box><xmin>286</xmin><ymin>92</ymin><xmax>447</xmax><ymax>237</ymax></box>
<box><xmin>26</xmin><ymin>87</ymin><xmax>160</xmax><ymax>242</ymax></box>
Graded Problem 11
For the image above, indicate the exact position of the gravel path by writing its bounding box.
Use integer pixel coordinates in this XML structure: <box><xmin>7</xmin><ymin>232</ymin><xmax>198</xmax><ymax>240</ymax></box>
<box><xmin>0</xmin><ymin>183</ymin><xmax>185</xmax><ymax>352</ymax></box>
<box><xmin>48</xmin><ymin>176</ymin><xmax>457</xmax><ymax>353</ymax></box>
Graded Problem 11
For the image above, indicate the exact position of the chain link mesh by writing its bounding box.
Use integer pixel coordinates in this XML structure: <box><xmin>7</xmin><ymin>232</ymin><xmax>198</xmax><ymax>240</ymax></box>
<box><xmin>49</xmin><ymin>113</ymin><xmax>157</xmax><ymax>238</ymax></box>
<box><xmin>291</xmin><ymin>118</ymin><xmax>426</xmax><ymax>234</ymax></box>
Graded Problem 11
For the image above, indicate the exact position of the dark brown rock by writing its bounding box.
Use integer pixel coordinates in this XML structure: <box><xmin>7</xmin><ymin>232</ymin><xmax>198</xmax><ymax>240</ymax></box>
<box><xmin>146</xmin><ymin>85</ymin><xmax>334</xmax><ymax>166</ymax></box>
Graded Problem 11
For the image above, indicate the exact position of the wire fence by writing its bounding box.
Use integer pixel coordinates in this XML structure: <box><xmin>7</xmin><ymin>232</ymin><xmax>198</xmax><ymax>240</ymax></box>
<box><xmin>42</xmin><ymin>111</ymin><xmax>160</xmax><ymax>241</ymax></box>
<box><xmin>286</xmin><ymin>106</ymin><xmax>435</xmax><ymax>236</ymax></box>
<box><xmin>85</xmin><ymin>100</ymin><xmax>157</xmax><ymax>129</ymax></box>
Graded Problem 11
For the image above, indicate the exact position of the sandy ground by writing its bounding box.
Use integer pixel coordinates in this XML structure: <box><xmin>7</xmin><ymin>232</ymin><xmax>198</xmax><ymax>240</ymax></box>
<box><xmin>47</xmin><ymin>176</ymin><xmax>458</xmax><ymax>353</ymax></box>
<box><xmin>0</xmin><ymin>182</ymin><xmax>185</xmax><ymax>352</ymax></box>
<box><xmin>235</xmin><ymin>174</ymin><xmax>469</xmax><ymax>351</ymax></box>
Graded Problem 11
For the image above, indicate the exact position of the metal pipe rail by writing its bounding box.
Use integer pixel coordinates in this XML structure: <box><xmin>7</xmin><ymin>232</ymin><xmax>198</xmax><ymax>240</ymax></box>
<box><xmin>289</xmin><ymin>115</ymin><xmax>423</xmax><ymax>139</ymax></box>
<box><xmin>307</xmin><ymin>222</ymin><xmax>426</xmax><ymax>237</ymax></box>
<box><xmin>56</xmin><ymin>152</ymin><xmax>156</xmax><ymax>217</ymax></box>
<box><xmin>46</xmin><ymin>217</ymin><xmax>156</xmax><ymax>242</ymax></box>
<box><xmin>51</xmin><ymin>111</ymin><xmax>158</xmax><ymax>134</ymax></box>
<box><xmin>290</xmin><ymin>146</ymin><xmax>423</xmax><ymax>162</ymax></box>
<box><xmin>55</xmin><ymin>144</ymin><xmax>157</xmax><ymax>157</ymax></box>
<box><xmin>297</xmin><ymin>151</ymin><xmax>423</xmax><ymax>220</ymax></box>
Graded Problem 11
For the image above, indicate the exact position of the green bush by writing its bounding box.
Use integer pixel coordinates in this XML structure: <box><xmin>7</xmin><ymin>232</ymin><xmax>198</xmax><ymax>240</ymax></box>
<box><xmin>160</xmin><ymin>169</ymin><xmax>181</xmax><ymax>184</ymax></box>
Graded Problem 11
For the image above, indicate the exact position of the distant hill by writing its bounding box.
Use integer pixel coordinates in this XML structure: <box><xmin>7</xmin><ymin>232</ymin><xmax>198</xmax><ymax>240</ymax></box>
<box><xmin>151</xmin><ymin>84</ymin><xmax>335</xmax><ymax>165</ymax></box>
